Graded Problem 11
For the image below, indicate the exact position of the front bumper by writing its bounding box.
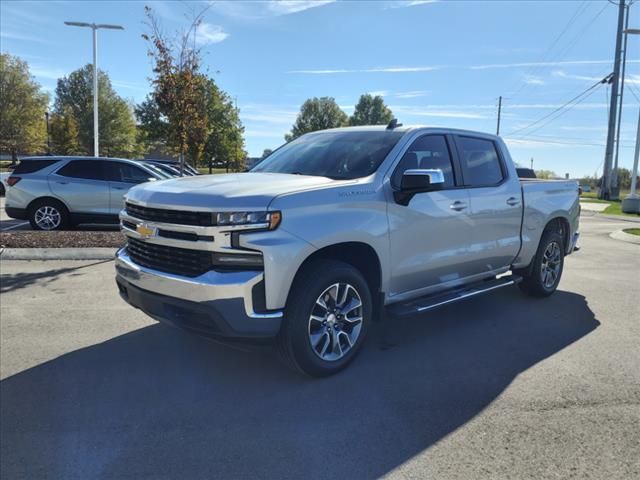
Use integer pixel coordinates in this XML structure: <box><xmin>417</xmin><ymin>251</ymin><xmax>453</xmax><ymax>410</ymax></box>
<box><xmin>115</xmin><ymin>247</ymin><xmax>283</xmax><ymax>341</ymax></box>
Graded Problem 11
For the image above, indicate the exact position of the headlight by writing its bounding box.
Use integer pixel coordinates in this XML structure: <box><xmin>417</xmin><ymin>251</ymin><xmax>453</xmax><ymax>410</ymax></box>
<box><xmin>216</xmin><ymin>211</ymin><xmax>281</xmax><ymax>230</ymax></box>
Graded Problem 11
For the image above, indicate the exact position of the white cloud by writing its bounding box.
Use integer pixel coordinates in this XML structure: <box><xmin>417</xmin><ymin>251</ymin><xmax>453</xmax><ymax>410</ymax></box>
<box><xmin>390</xmin><ymin>105</ymin><xmax>488</xmax><ymax>119</ymax></box>
<box><xmin>211</xmin><ymin>0</ymin><xmax>334</xmax><ymax>19</ymax></box>
<box><xmin>471</xmin><ymin>59</ymin><xmax>640</xmax><ymax>70</ymax></box>
<box><xmin>394</xmin><ymin>90</ymin><xmax>429</xmax><ymax>98</ymax></box>
<box><xmin>551</xmin><ymin>70</ymin><xmax>602</xmax><ymax>82</ymax></box>
<box><xmin>0</xmin><ymin>31</ymin><xmax>48</xmax><ymax>44</ymax></box>
<box><xmin>524</xmin><ymin>75</ymin><xmax>544</xmax><ymax>85</ymax></box>
<box><xmin>288</xmin><ymin>66</ymin><xmax>440</xmax><ymax>74</ymax></box>
<box><xmin>267</xmin><ymin>0</ymin><xmax>335</xmax><ymax>15</ymax></box>
<box><xmin>196</xmin><ymin>23</ymin><xmax>229</xmax><ymax>45</ymax></box>
<box><xmin>386</xmin><ymin>0</ymin><xmax>438</xmax><ymax>8</ymax></box>
<box><xmin>29</xmin><ymin>65</ymin><xmax>69</xmax><ymax>80</ymax></box>
<box><xmin>367</xmin><ymin>90</ymin><xmax>389</xmax><ymax>97</ymax></box>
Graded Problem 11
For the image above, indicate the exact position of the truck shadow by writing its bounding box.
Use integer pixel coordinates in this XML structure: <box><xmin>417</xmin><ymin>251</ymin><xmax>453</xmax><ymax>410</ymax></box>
<box><xmin>0</xmin><ymin>289</ymin><xmax>598</xmax><ymax>479</ymax></box>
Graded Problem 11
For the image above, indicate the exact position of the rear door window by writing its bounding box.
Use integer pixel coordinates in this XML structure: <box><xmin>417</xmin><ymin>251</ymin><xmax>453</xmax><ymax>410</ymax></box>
<box><xmin>103</xmin><ymin>161</ymin><xmax>154</xmax><ymax>184</ymax></box>
<box><xmin>56</xmin><ymin>160</ymin><xmax>107</xmax><ymax>181</ymax></box>
<box><xmin>456</xmin><ymin>136</ymin><xmax>505</xmax><ymax>187</ymax></box>
<box><xmin>13</xmin><ymin>159</ymin><xmax>60</xmax><ymax>174</ymax></box>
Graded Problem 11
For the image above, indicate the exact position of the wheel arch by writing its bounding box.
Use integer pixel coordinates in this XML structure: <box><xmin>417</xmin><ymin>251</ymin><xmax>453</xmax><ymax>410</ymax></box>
<box><xmin>289</xmin><ymin>242</ymin><xmax>383</xmax><ymax>304</ymax></box>
<box><xmin>26</xmin><ymin>196</ymin><xmax>71</xmax><ymax>215</ymax></box>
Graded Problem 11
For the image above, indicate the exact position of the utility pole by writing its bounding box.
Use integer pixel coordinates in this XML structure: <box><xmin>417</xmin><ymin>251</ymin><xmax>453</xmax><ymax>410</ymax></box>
<box><xmin>622</xmin><ymin>108</ymin><xmax>640</xmax><ymax>213</ymax></box>
<box><xmin>600</xmin><ymin>0</ymin><xmax>626</xmax><ymax>199</ymax></box>
<box><xmin>612</xmin><ymin>1</ymin><xmax>631</xmax><ymax>199</ymax></box>
<box><xmin>45</xmin><ymin>111</ymin><xmax>51</xmax><ymax>154</ymax></box>
<box><xmin>64</xmin><ymin>22</ymin><xmax>124</xmax><ymax>157</ymax></box>
<box><xmin>496</xmin><ymin>96</ymin><xmax>502</xmax><ymax>136</ymax></box>
<box><xmin>530</xmin><ymin>157</ymin><xmax>534</xmax><ymax>170</ymax></box>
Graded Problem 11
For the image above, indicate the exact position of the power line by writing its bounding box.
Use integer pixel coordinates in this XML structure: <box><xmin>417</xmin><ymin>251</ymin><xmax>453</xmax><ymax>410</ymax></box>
<box><xmin>508</xmin><ymin>0</ymin><xmax>590</xmax><ymax>101</ymax></box>
<box><xmin>504</xmin><ymin>74</ymin><xmax>611</xmax><ymax>137</ymax></box>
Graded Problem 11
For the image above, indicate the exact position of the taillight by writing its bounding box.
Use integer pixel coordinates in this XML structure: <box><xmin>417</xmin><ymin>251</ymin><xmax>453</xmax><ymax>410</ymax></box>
<box><xmin>7</xmin><ymin>176</ymin><xmax>21</xmax><ymax>186</ymax></box>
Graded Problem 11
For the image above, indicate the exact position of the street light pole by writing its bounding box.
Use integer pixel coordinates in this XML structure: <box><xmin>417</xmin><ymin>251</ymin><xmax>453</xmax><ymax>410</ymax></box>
<box><xmin>622</xmin><ymin>109</ymin><xmax>640</xmax><ymax>213</ymax></box>
<box><xmin>64</xmin><ymin>21</ymin><xmax>124</xmax><ymax>157</ymax></box>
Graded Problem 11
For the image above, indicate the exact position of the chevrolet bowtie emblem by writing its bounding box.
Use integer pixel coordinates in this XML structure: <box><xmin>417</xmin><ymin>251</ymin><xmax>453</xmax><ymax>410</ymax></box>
<box><xmin>136</xmin><ymin>224</ymin><xmax>156</xmax><ymax>239</ymax></box>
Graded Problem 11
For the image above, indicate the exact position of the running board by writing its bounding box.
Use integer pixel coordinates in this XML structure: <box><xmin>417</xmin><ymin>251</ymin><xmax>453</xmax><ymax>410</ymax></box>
<box><xmin>386</xmin><ymin>275</ymin><xmax>522</xmax><ymax>317</ymax></box>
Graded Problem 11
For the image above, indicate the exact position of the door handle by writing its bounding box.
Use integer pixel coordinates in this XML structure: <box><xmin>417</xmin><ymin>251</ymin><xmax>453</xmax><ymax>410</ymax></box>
<box><xmin>112</xmin><ymin>186</ymin><xmax>126</xmax><ymax>190</ymax></box>
<box><xmin>56</xmin><ymin>181</ymin><xmax>68</xmax><ymax>185</ymax></box>
<box><xmin>450</xmin><ymin>201</ymin><xmax>467</xmax><ymax>211</ymax></box>
<box><xmin>506</xmin><ymin>197</ymin><xmax>521</xmax><ymax>206</ymax></box>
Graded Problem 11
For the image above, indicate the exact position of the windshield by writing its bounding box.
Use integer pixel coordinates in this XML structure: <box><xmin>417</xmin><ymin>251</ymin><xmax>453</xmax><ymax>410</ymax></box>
<box><xmin>143</xmin><ymin>163</ymin><xmax>173</xmax><ymax>179</ymax></box>
<box><xmin>251</xmin><ymin>130</ymin><xmax>404</xmax><ymax>179</ymax></box>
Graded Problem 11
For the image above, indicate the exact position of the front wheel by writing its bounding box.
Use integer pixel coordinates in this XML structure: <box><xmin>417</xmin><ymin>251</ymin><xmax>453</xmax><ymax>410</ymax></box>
<box><xmin>278</xmin><ymin>260</ymin><xmax>372</xmax><ymax>377</ymax></box>
<box><xmin>519</xmin><ymin>229</ymin><xmax>565</xmax><ymax>297</ymax></box>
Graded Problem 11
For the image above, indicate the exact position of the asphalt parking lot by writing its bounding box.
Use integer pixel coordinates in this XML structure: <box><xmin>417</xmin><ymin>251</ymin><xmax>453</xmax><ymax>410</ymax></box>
<box><xmin>1</xmin><ymin>213</ymin><xmax>639</xmax><ymax>479</ymax></box>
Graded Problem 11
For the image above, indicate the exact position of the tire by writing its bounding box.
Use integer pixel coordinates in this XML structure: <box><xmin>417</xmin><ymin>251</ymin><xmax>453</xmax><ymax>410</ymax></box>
<box><xmin>278</xmin><ymin>260</ymin><xmax>372</xmax><ymax>377</ymax></box>
<box><xmin>518</xmin><ymin>229</ymin><xmax>565</xmax><ymax>297</ymax></box>
<box><xmin>28</xmin><ymin>199</ymin><xmax>69</xmax><ymax>231</ymax></box>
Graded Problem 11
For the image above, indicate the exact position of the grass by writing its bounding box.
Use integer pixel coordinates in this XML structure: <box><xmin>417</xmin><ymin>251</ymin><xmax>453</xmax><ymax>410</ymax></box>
<box><xmin>623</xmin><ymin>228</ymin><xmax>640</xmax><ymax>236</ymax></box>
<box><xmin>579</xmin><ymin>191</ymin><xmax>640</xmax><ymax>217</ymax></box>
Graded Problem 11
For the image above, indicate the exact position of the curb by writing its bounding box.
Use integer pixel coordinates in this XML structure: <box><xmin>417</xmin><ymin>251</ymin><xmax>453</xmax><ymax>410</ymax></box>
<box><xmin>609</xmin><ymin>230</ymin><xmax>640</xmax><ymax>245</ymax></box>
<box><xmin>0</xmin><ymin>247</ymin><xmax>117</xmax><ymax>260</ymax></box>
<box><xmin>598</xmin><ymin>214</ymin><xmax>640</xmax><ymax>223</ymax></box>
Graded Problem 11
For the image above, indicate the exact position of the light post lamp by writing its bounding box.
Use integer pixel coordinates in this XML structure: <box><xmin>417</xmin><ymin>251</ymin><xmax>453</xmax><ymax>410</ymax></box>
<box><xmin>64</xmin><ymin>21</ymin><xmax>124</xmax><ymax>157</ymax></box>
<box><xmin>621</xmin><ymin>28</ymin><xmax>640</xmax><ymax>213</ymax></box>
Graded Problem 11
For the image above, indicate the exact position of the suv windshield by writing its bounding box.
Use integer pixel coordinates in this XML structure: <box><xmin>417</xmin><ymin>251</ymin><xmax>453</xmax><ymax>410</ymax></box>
<box><xmin>251</xmin><ymin>130</ymin><xmax>405</xmax><ymax>179</ymax></box>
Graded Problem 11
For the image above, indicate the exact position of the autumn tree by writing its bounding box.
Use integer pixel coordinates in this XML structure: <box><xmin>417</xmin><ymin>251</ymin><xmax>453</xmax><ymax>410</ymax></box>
<box><xmin>50</xmin><ymin>106</ymin><xmax>81</xmax><ymax>155</ymax></box>
<box><xmin>54</xmin><ymin>65</ymin><xmax>139</xmax><ymax>157</ymax></box>
<box><xmin>0</xmin><ymin>54</ymin><xmax>49</xmax><ymax>160</ymax></box>
<box><xmin>285</xmin><ymin>97</ymin><xmax>347</xmax><ymax>142</ymax></box>
<box><xmin>135</xmin><ymin>94</ymin><xmax>171</xmax><ymax>157</ymax></box>
<box><xmin>143</xmin><ymin>6</ymin><xmax>209</xmax><ymax>171</ymax></box>
<box><xmin>349</xmin><ymin>94</ymin><xmax>393</xmax><ymax>126</ymax></box>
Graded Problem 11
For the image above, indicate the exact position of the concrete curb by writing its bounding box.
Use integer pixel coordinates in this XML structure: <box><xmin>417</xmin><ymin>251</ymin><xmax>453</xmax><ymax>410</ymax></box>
<box><xmin>609</xmin><ymin>230</ymin><xmax>640</xmax><ymax>245</ymax></box>
<box><xmin>0</xmin><ymin>247</ymin><xmax>117</xmax><ymax>260</ymax></box>
<box><xmin>598</xmin><ymin>214</ymin><xmax>640</xmax><ymax>223</ymax></box>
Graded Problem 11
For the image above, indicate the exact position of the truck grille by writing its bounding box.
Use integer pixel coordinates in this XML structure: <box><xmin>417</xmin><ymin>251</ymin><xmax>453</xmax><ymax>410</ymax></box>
<box><xmin>125</xmin><ymin>202</ymin><xmax>214</xmax><ymax>226</ymax></box>
<box><xmin>126</xmin><ymin>237</ymin><xmax>212</xmax><ymax>277</ymax></box>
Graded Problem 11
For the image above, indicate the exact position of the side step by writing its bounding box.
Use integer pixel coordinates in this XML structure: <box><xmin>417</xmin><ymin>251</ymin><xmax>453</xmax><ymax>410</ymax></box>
<box><xmin>386</xmin><ymin>275</ymin><xmax>522</xmax><ymax>317</ymax></box>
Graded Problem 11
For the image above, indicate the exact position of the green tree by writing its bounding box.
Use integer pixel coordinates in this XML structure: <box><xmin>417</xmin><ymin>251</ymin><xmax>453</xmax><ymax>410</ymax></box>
<box><xmin>54</xmin><ymin>64</ymin><xmax>139</xmax><ymax>157</ymax></box>
<box><xmin>135</xmin><ymin>94</ymin><xmax>171</xmax><ymax>157</ymax></box>
<box><xmin>616</xmin><ymin>168</ymin><xmax>631</xmax><ymax>190</ymax></box>
<box><xmin>0</xmin><ymin>54</ymin><xmax>49</xmax><ymax>160</ymax></box>
<box><xmin>535</xmin><ymin>170</ymin><xmax>558</xmax><ymax>179</ymax></box>
<box><xmin>143</xmin><ymin>6</ymin><xmax>210</xmax><ymax>170</ymax></box>
<box><xmin>285</xmin><ymin>97</ymin><xmax>347</xmax><ymax>142</ymax></box>
<box><xmin>261</xmin><ymin>148</ymin><xmax>273</xmax><ymax>158</ymax></box>
<box><xmin>349</xmin><ymin>94</ymin><xmax>393</xmax><ymax>126</ymax></box>
<box><xmin>202</xmin><ymin>79</ymin><xmax>246</xmax><ymax>172</ymax></box>
<box><xmin>50</xmin><ymin>106</ymin><xmax>82</xmax><ymax>155</ymax></box>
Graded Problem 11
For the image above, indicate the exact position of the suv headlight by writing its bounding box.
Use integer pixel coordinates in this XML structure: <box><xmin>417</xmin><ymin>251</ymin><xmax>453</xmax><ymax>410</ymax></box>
<box><xmin>216</xmin><ymin>211</ymin><xmax>281</xmax><ymax>230</ymax></box>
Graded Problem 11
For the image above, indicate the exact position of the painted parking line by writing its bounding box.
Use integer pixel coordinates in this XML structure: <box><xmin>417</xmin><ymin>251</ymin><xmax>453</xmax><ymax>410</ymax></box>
<box><xmin>0</xmin><ymin>221</ymin><xmax>29</xmax><ymax>231</ymax></box>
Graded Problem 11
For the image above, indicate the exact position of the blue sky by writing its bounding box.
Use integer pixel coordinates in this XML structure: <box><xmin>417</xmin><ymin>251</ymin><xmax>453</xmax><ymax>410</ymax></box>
<box><xmin>1</xmin><ymin>0</ymin><xmax>639</xmax><ymax>177</ymax></box>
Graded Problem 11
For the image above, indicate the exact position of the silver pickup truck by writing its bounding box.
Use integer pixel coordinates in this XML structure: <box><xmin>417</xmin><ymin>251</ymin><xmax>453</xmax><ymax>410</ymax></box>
<box><xmin>115</xmin><ymin>125</ymin><xmax>580</xmax><ymax>376</ymax></box>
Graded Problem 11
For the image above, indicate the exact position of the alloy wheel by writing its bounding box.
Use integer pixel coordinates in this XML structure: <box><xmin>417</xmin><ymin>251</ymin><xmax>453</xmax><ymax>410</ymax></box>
<box><xmin>308</xmin><ymin>283</ymin><xmax>363</xmax><ymax>362</ymax></box>
<box><xmin>541</xmin><ymin>241</ymin><xmax>562</xmax><ymax>289</ymax></box>
<box><xmin>34</xmin><ymin>206</ymin><xmax>62</xmax><ymax>230</ymax></box>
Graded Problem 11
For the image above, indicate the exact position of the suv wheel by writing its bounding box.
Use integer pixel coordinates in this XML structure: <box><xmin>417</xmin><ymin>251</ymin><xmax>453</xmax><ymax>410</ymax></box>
<box><xmin>278</xmin><ymin>260</ymin><xmax>372</xmax><ymax>377</ymax></box>
<box><xmin>29</xmin><ymin>199</ymin><xmax>68</xmax><ymax>231</ymax></box>
<box><xmin>519</xmin><ymin>229</ymin><xmax>565</xmax><ymax>297</ymax></box>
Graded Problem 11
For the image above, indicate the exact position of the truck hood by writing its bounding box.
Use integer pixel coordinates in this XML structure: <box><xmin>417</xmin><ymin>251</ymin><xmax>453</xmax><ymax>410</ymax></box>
<box><xmin>125</xmin><ymin>172</ymin><xmax>339</xmax><ymax>210</ymax></box>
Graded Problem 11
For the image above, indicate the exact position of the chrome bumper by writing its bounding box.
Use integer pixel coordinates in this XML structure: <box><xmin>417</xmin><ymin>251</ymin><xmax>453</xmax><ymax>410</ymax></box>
<box><xmin>115</xmin><ymin>247</ymin><xmax>282</xmax><ymax>340</ymax></box>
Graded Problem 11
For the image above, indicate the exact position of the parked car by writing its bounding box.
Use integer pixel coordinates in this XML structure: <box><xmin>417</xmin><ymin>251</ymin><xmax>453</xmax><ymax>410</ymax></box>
<box><xmin>5</xmin><ymin>156</ymin><xmax>166</xmax><ymax>230</ymax></box>
<box><xmin>0</xmin><ymin>171</ymin><xmax>10</xmax><ymax>196</ymax></box>
<box><xmin>115</xmin><ymin>125</ymin><xmax>580</xmax><ymax>376</ymax></box>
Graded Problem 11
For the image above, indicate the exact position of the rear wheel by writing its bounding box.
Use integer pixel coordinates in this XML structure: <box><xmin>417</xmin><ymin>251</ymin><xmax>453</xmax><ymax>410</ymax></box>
<box><xmin>29</xmin><ymin>199</ymin><xmax>69</xmax><ymax>231</ymax></box>
<box><xmin>519</xmin><ymin>229</ymin><xmax>565</xmax><ymax>297</ymax></box>
<box><xmin>278</xmin><ymin>260</ymin><xmax>372</xmax><ymax>377</ymax></box>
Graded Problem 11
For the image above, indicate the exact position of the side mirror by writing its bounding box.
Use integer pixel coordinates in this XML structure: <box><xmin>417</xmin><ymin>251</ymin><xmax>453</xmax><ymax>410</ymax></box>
<box><xmin>395</xmin><ymin>169</ymin><xmax>445</xmax><ymax>205</ymax></box>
